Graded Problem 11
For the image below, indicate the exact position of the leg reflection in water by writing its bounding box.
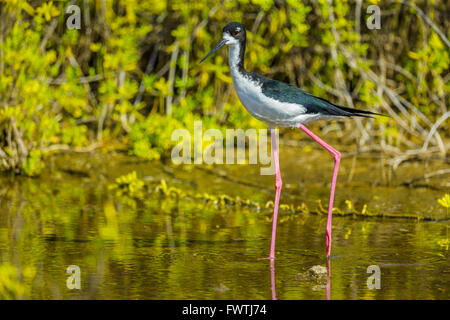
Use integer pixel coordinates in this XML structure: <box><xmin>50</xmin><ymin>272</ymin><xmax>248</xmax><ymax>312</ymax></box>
<box><xmin>270</xmin><ymin>259</ymin><xmax>276</xmax><ymax>300</ymax></box>
<box><xmin>326</xmin><ymin>258</ymin><xmax>331</xmax><ymax>300</ymax></box>
<box><xmin>268</xmin><ymin>258</ymin><xmax>331</xmax><ymax>300</ymax></box>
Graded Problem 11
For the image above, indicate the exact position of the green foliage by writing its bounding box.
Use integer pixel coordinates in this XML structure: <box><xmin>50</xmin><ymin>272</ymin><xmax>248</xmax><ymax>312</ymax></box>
<box><xmin>109</xmin><ymin>170</ymin><xmax>145</xmax><ymax>198</ymax></box>
<box><xmin>129</xmin><ymin>114</ymin><xmax>183</xmax><ymax>160</ymax></box>
<box><xmin>0</xmin><ymin>1</ymin><xmax>89</xmax><ymax>175</ymax></box>
<box><xmin>0</xmin><ymin>0</ymin><xmax>448</xmax><ymax>175</ymax></box>
<box><xmin>22</xmin><ymin>149</ymin><xmax>44</xmax><ymax>176</ymax></box>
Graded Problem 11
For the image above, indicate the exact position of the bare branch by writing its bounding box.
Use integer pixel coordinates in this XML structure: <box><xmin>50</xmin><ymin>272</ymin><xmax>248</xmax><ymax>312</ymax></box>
<box><xmin>400</xmin><ymin>0</ymin><xmax>450</xmax><ymax>48</ymax></box>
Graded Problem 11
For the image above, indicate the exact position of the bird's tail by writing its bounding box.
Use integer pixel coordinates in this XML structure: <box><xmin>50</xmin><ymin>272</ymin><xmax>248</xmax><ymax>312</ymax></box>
<box><xmin>310</xmin><ymin>93</ymin><xmax>389</xmax><ymax>118</ymax></box>
<box><xmin>334</xmin><ymin>105</ymin><xmax>388</xmax><ymax>119</ymax></box>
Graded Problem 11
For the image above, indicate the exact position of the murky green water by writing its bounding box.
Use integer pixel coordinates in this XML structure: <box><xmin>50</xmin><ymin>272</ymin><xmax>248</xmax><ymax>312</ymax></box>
<box><xmin>0</xmin><ymin>146</ymin><xmax>448</xmax><ymax>299</ymax></box>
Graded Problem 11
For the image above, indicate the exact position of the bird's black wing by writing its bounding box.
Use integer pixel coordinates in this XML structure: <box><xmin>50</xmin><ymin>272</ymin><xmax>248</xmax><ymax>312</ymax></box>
<box><xmin>254</xmin><ymin>73</ymin><xmax>382</xmax><ymax>118</ymax></box>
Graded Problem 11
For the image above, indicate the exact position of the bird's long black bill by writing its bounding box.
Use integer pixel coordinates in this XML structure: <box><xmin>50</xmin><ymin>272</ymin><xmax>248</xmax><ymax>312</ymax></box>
<box><xmin>199</xmin><ymin>39</ymin><xmax>227</xmax><ymax>63</ymax></box>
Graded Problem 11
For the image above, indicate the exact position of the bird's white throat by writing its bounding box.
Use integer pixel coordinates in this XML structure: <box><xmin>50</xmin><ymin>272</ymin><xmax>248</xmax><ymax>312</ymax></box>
<box><xmin>228</xmin><ymin>44</ymin><xmax>242</xmax><ymax>74</ymax></box>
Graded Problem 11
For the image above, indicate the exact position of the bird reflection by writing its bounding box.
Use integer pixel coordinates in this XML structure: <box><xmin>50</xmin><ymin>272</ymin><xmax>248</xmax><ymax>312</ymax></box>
<box><xmin>326</xmin><ymin>258</ymin><xmax>331</xmax><ymax>300</ymax></box>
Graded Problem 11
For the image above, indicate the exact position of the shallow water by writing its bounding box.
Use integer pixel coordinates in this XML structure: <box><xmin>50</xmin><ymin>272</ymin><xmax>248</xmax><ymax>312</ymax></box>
<box><xmin>0</xmin><ymin>147</ymin><xmax>448</xmax><ymax>299</ymax></box>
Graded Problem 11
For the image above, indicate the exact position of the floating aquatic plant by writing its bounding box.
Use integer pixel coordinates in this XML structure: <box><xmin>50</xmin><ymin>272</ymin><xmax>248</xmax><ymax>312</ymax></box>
<box><xmin>109</xmin><ymin>171</ymin><xmax>145</xmax><ymax>199</ymax></box>
<box><xmin>437</xmin><ymin>194</ymin><xmax>450</xmax><ymax>213</ymax></box>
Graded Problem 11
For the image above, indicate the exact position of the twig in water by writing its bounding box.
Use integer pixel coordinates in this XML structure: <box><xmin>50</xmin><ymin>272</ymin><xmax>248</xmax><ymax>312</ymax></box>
<box><xmin>402</xmin><ymin>169</ymin><xmax>450</xmax><ymax>187</ymax></box>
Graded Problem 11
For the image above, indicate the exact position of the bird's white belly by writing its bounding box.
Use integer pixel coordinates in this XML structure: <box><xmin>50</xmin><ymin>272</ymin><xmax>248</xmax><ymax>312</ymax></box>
<box><xmin>231</xmin><ymin>70</ymin><xmax>317</xmax><ymax>127</ymax></box>
<box><xmin>227</xmin><ymin>44</ymin><xmax>324</xmax><ymax>127</ymax></box>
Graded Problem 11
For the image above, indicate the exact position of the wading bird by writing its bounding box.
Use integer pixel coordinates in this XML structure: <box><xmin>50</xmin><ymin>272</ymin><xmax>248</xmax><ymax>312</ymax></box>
<box><xmin>199</xmin><ymin>22</ymin><xmax>382</xmax><ymax>259</ymax></box>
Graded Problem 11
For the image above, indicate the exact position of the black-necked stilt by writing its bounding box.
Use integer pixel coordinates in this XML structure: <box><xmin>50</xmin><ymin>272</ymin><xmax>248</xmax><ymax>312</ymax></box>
<box><xmin>200</xmin><ymin>22</ymin><xmax>382</xmax><ymax>259</ymax></box>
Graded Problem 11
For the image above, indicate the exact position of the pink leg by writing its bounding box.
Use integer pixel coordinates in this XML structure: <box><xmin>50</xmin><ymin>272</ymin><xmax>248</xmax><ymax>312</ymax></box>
<box><xmin>268</xmin><ymin>127</ymin><xmax>282</xmax><ymax>259</ymax></box>
<box><xmin>299</xmin><ymin>124</ymin><xmax>341</xmax><ymax>257</ymax></box>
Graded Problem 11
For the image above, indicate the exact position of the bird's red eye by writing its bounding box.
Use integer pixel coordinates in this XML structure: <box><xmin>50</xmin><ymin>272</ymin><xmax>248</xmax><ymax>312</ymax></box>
<box><xmin>232</xmin><ymin>30</ymin><xmax>239</xmax><ymax>36</ymax></box>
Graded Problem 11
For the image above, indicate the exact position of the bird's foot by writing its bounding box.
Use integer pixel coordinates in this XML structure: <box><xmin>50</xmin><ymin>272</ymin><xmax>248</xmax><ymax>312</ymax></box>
<box><xmin>258</xmin><ymin>256</ymin><xmax>275</xmax><ymax>260</ymax></box>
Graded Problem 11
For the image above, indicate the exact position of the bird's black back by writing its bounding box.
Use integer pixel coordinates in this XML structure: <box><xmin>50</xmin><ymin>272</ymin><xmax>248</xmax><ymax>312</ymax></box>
<box><xmin>247</xmin><ymin>71</ymin><xmax>381</xmax><ymax>118</ymax></box>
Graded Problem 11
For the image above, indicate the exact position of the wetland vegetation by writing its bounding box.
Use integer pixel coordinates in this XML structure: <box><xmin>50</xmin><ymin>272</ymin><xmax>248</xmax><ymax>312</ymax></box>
<box><xmin>0</xmin><ymin>0</ymin><xmax>448</xmax><ymax>299</ymax></box>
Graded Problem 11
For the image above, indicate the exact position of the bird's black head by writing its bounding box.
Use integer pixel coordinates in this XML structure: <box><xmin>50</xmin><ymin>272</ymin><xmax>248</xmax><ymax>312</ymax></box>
<box><xmin>223</xmin><ymin>22</ymin><xmax>246</xmax><ymax>44</ymax></box>
<box><xmin>199</xmin><ymin>22</ymin><xmax>247</xmax><ymax>64</ymax></box>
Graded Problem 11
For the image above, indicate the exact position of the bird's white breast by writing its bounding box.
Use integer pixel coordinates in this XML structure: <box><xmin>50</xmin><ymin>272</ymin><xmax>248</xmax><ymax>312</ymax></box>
<box><xmin>228</xmin><ymin>45</ymin><xmax>316</xmax><ymax>127</ymax></box>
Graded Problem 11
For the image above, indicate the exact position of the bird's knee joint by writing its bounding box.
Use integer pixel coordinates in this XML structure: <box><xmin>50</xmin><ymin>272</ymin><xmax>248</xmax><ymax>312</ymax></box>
<box><xmin>333</xmin><ymin>151</ymin><xmax>341</xmax><ymax>162</ymax></box>
<box><xmin>275</xmin><ymin>179</ymin><xmax>283</xmax><ymax>190</ymax></box>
